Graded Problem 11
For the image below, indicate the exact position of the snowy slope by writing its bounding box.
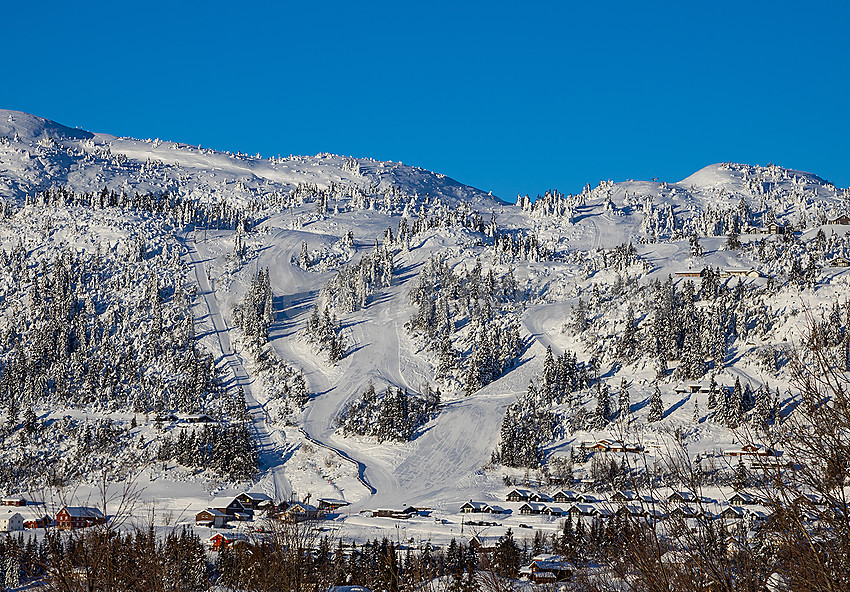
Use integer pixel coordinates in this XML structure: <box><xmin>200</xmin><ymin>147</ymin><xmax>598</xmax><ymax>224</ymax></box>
<box><xmin>2</xmin><ymin>109</ymin><xmax>850</xmax><ymax>537</ymax></box>
<box><xmin>0</xmin><ymin>109</ymin><xmax>504</xmax><ymax>211</ymax></box>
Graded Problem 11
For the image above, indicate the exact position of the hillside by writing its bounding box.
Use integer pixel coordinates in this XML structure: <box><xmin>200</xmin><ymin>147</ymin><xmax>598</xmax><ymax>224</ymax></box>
<box><xmin>1</xmin><ymin>109</ymin><xmax>849</xmax><ymax>528</ymax></box>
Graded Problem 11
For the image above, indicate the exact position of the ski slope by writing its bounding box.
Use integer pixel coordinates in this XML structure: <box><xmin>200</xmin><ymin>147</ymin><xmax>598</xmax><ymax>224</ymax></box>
<box><xmin>3</xmin><ymin>109</ymin><xmax>850</xmax><ymax>527</ymax></box>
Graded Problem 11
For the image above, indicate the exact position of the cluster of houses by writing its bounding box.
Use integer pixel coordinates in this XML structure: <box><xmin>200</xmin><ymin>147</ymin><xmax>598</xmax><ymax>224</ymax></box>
<box><xmin>460</xmin><ymin>486</ymin><xmax>821</xmax><ymax>526</ymax></box>
<box><xmin>675</xmin><ymin>268</ymin><xmax>764</xmax><ymax>280</ymax></box>
<box><xmin>0</xmin><ymin>495</ymin><xmax>106</xmax><ymax>532</ymax></box>
<box><xmin>194</xmin><ymin>492</ymin><xmax>350</xmax><ymax>534</ymax></box>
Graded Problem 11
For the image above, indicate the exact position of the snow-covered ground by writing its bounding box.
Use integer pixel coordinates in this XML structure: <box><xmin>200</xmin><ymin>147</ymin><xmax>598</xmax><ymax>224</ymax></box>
<box><xmin>1</xmin><ymin>109</ymin><xmax>848</xmax><ymax>545</ymax></box>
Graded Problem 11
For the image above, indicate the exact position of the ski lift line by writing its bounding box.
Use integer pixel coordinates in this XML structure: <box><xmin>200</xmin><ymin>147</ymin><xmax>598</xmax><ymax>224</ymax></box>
<box><xmin>179</xmin><ymin>231</ymin><xmax>290</xmax><ymax>500</ymax></box>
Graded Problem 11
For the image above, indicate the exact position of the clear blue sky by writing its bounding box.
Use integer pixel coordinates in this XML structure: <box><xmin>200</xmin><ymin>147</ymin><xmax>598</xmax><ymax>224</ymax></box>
<box><xmin>4</xmin><ymin>1</ymin><xmax>849</xmax><ymax>201</ymax></box>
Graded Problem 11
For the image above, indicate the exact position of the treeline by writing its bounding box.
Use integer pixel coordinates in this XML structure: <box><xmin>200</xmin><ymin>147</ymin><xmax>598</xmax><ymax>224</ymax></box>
<box><xmin>28</xmin><ymin>186</ymin><xmax>252</xmax><ymax>231</ymax></box>
<box><xmin>492</xmin><ymin>348</ymin><xmax>592</xmax><ymax>469</ymax></box>
<box><xmin>233</xmin><ymin>268</ymin><xmax>274</xmax><ymax>345</ymax></box>
<box><xmin>156</xmin><ymin>422</ymin><xmax>258</xmax><ymax>481</ymax></box>
<box><xmin>407</xmin><ymin>254</ymin><xmax>523</xmax><ymax>394</ymax></box>
<box><xmin>0</xmin><ymin>526</ymin><xmax>207</xmax><ymax>591</ymax></box>
<box><xmin>0</xmin><ymin>241</ymin><xmax>222</xmax><ymax>414</ymax></box>
<box><xmin>319</xmin><ymin>241</ymin><xmax>394</xmax><ymax>315</ymax></box>
<box><xmin>232</xmin><ymin>269</ymin><xmax>311</xmax><ymax>413</ymax></box>
<box><xmin>304</xmin><ymin>304</ymin><xmax>344</xmax><ymax>364</ymax></box>
<box><xmin>335</xmin><ymin>383</ymin><xmax>440</xmax><ymax>443</ymax></box>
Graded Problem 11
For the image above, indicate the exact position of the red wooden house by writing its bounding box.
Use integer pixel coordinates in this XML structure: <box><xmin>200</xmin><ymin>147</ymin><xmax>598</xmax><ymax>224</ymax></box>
<box><xmin>55</xmin><ymin>507</ymin><xmax>106</xmax><ymax>530</ymax></box>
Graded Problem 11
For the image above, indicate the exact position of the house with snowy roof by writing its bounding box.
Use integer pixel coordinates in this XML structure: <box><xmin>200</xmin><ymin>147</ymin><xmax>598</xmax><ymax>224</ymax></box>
<box><xmin>518</xmin><ymin>502</ymin><xmax>547</xmax><ymax>515</ymax></box>
<box><xmin>505</xmin><ymin>489</ymin><xmax>534</xmax><ymax>502</ymax></box>
<box><xmin>281</xmin><ymin>502</ymin><xmax>319</xmax><ymax>521</ymax></box>
<box><xmin>524</xmin><ymin>554</ymin><xmax>574</xmax><ymax>583</ymax></box>
<box><xmin>207</xmin><ymin>532</ymin><xmax>249</xmax><ymax>551</ymax></box>
<box><xmin>236</xmin><ymin>492</ymin><xmax>274</xmax><ymax>511</ymax></box>
<box><xmin>552</xmin><ymin>490</ymin><xmax>580</xmax><ymax>503</ymax></box>
<box><xmin>460</xmin><ymin>501</ymin><xmax>491</xmax><ymax>513</ymax></box>
<box><xmin>0</xmin><ymin>510</ymin><xmax>24</xmax><ymax>532</ymax></box>
<box><xmin>55</xmin><ymin>507</ymin><xmax>106</xmax><ymax>529</ymax></box>
<box><xmin>195</xmin><ymin>508</ymin><xmax>230</xmax><ymax>528</ymax></box>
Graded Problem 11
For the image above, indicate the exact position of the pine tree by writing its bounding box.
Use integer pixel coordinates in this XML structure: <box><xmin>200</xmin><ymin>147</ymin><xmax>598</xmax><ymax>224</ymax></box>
<box><xmin>732</xmin><ymin>457</ymin><xmax>748</xmax><ymax>490</ymax></box>
<box><xmin>594</xmin><ymin>382</ymin><xmax>610</xmax><ymax>427</ymax></box>
<box><xmin>618</xmin><ymin>305</ymin><xmax>638</xmax><ymax>360</ymax></box>
<box><xmin>648</xmin><ymin>385</ymin><xmax>664</xmax><ymax>422</ymax></box>
<box><xmin>618</xmin><ymin>378</ymin><xmax>630</xmax><ymax>421</ymax></box>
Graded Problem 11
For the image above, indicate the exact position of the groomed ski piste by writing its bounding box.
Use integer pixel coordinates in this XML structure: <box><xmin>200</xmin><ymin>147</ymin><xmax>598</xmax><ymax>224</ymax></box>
<box><xmin>2</xmin><ymin>109</ymin><xmax>849</xmax><ymax>546</ymax></box>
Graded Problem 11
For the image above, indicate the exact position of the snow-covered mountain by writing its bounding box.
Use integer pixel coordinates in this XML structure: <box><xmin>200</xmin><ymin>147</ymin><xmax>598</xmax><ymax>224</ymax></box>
<box><xmin>1</xmin><ymin>109</ymin><xmax>849</xmax><ymax>535</ymax></box>
<box><xmin>0</xmin><ymin>109</ymin><xmax>503</xmax><ymax>212</ymax></box>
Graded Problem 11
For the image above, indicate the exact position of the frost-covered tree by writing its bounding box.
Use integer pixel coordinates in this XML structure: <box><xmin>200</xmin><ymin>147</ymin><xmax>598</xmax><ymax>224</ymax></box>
<box><xmin>648</xmin><ymin>385</ymin><xmax>664</xmax><ymax>422</ymax></box>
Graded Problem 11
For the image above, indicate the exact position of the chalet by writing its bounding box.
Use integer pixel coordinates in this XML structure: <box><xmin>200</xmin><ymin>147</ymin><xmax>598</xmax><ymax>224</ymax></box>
<box><xmin>615</xmin><ymin>504</ymin><xmax>645</xmax><ymax>518</ymax></box>
<box><xmin>720</xmin><ymin>506</ymin><xmax>748</xmax><ymax>520</ymax></box>
<box><xmin>611</xmin><ymin>490</ymin><xmax>639</xmax><ymax>503</ymax></box>
<box><xmin>460</xmin><ymin>501</ymin><xmax>491</xmax><ymax>513</ymax></box>
<box><xmin>567</xmin><ymin>504</ymin><xmax>598</xmax><ymax>517</ymax></box>
<box><xmin>318</xmin><ymin>498</ymin><xmax>350</xmax><ymax>512</ymax></box>
<box><xmin>726</xmin><ymin>268</ymin><xmax>762</xmax><ymax>278</ymax></box>
<box><xmin>724</xmin><ymin>444</ymin><xmax>778</xmax><ymax>458</ymax></box>
<box><xmin>195</xmin><ymin>508</ymin><xmax>230</xmax><ymax>528</ymax></box>
<box><xmin>23</xmin><ymin>515</ymin><xmax>51</xmax><ymax>529</ymax></box>
<box><xmin>526</xmin><ymin>554</ymin><xmax>573</xmax><ymax>583</ymax></box>
<box><xmin>594</xmin><ymin>506</ymin><xmax>614</xmax><ymax>519</ymax></box>
<box><xmin>282</xmin><ymin>502</ymin><xmax>320</xmax><ymax>522</ymax></box>
<box><xmin>793</xmin><ymin>493</ymin><xmax>824</xmax><ymax>507</ymax></box>
<box><xmin>543</xmin><ymin>506</ymin><xmax>566</xmax><ymax>517</ymax></box>
<box><xmin>669</xmin><ymin>505</ymin><xmax>699</xmax><ymax>519</ymax></box>
<box><xmin>721</xmin><ymin>506</ymin><xmax>770</xmax><ymax>522</ymax></box>
<box><xmin>487</xmin><ymin>505</ymin><xmax>507</xmax><ymax>514</ymax></box>
<box><xmin>528</xmin><ymin>492</ymin><xmax>552</xmax><ymax>503</ymax></box>
<box><xmin>0</xmin><ymin>511</ymin><xmax>24</xmax><ymax>532</ymax></box>
<box><xmin>729</xmin><ymin>491</ymin><xmax>762</xmax><ymax>506</ymax></box>
<box><xmin>768</xmin><ymin>223</ymin><xmax>786</xmax><ymax>235</ymax></box>
<box><xmin>675</xmin><ymin>271</ymin><xmax>703</xmax><ymax>278</ymax></box>
<box><xmin>828</xmin><ymin>215</ymin><xmax>850</xmax><ymax>225</ymax></box>
<box><xmin>552</xmin><ymin>490</ymin><xmax>580</xmax><ymax>503</ymax></box>
<box><xmin>505</xmin><ymin>489</ymin><xmax>534</xmax><ymax>502</ymax></box>
<box><xmin>208</xmin><ymin>532</ymin><xmax>249</xmax><ymax>551</ymax></box>
<box><xmin>1</xmin><ymin>496</ymin><xmax>26</xmax><ymax>506</ymax></box>
<box><xmin>518</xmin><ymin>502</ymin><xmax>547</xmax><ymax>515</ymax></box>
<box><xmin>55</xmin><ymin>507</ymin><xmax>106</xmax><ymax>530</ymax></box>
<box><xmin>749</xmin><ymin>508</ymin><xmax>770</xmax><ymax>521</ymax></box>
<box><xmin>578</xmin><ymin>493</ymin><xmax>603</xmax><ymax>504</ymax></box>
<box><xmin>373</xmin><ymin>506</ymin><xmax>418</xmax><ymax>520</ymax></box>
<box><xmin>470</xmin><ymin>531</ymin><xmax>509</xmax><ymax>552</ymax></box>
<box><xmin>212</xmin><ymin>497</ymin><xmax>252</xmax><ymax>519</ymax></box>
<box><xmin>179</xmin><ymin>413</ymin><xmax>217</xmax><ymax>423</ymax></box>
<box><xmin>667</xmin><ymin>491</ymin><xmax>698</xmax><ymax>504</ymax></box>
<box><xmin>579</xmin><ymin>439</ymin><xmax>643</xmax><ymax>454</ymax></box>
<box><xmin>236</xmin><ymin>492</ymin><xmax>274</xmax><ymax>511</ymax></box>
<box><xmin>830</xmin><ymin>256</ymin><xmax>850</xmax><ymax>267</ymax></box>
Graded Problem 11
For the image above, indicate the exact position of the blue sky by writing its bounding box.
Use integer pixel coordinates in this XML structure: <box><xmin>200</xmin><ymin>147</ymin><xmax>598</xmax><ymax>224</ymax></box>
<box><xmin>4</xmin><ymin>1</ymin><xmax>849</xmax><ymax>201</ymax></box>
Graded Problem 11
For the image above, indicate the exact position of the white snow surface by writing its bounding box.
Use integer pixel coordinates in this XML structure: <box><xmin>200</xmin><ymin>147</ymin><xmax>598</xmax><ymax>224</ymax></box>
<box><xmin>2</xmin><ymin>109</ymin><xmax>850</xmax><ymax>543</ymax></box>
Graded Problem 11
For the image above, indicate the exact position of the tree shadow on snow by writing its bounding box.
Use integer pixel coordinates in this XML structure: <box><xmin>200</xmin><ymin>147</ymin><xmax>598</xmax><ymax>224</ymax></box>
<box><xmin>663</xmin><ymin>394</ymin><xmax>690</xmax><ymax>419</ymax></box>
